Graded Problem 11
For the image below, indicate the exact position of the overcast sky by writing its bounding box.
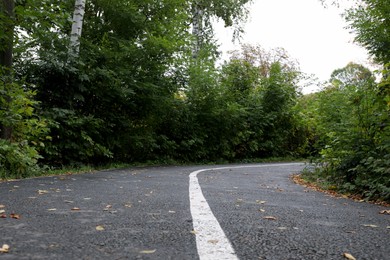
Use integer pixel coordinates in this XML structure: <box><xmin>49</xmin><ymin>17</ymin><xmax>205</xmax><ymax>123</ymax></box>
<box><xmin>214</xmin><ymin>0</ymin><xmax>370</xmax><ymax>93</ymax></box>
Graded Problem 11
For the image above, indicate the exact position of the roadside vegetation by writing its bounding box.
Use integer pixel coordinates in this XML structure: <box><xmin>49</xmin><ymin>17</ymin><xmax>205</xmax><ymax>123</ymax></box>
<box><xmin>1</xmin><ymin>0</ymin><xmax>389</xmax><ymax>202</ymax></box>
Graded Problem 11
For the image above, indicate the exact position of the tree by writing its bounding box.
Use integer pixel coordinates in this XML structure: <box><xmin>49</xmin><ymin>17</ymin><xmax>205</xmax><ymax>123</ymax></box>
<box><xmin>69</xmin><ymin>0</ymin><xmax>87</xmax><ymax>57</ymax></box>
<box><xmin>190</xmin><ymin>0</ymin><xmax>252</xmax><ymax>58</ymax></box>
<box><xmin>0</xmin><ymin>0</ymin><xmax>14</xmax><ymax>140</ymax></box>
<box><xmin>344</xmin><ymin>0</ymin><xmax>390</xmax><ymax>65</ymax></box>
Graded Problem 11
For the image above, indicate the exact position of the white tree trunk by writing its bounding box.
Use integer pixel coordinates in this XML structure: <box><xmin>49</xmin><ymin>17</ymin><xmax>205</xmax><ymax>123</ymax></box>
<box><xmin>69</xmin><ymin>0</ymin><xmax>86</xmax><ymax>56</ymax></box>
<box><xmin>191</xmin><ymin>2</ymin><xmax>203</xmax><ymax>59</ymax></box>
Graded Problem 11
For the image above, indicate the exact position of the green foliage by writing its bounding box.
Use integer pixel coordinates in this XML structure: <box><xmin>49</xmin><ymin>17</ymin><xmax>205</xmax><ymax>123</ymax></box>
<box><xmin>0</xmin><ymin>71</ymin><xmax>48</xmax><ymax>178</ymax></box>
<box><xmin>299</xmin><ymin>63</ymin><xmax>390</xmax><ymax>201</ymax></box>
<box><xmin>345</xmin><ymin>0</ymin><xmax>390</xmax><ymax>64</ymax></box>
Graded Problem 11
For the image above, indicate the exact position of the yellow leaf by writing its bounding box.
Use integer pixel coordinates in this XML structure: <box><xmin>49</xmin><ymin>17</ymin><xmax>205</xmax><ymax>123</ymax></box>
<box><xmin>139</xmin><ymin>249</ymin><xmax>156</xmax><ymax>254</ymax></box>
<box><xmin>263</xmin><ymin>216</ymin><xmax>277</xmax><ymax>220</ymax></box>
<box><xmin>362</xmin><ymin>224</ymin><xmax>378</xmax><ymax>228</ymax></box>
<box><xmin>343</xmin><ymin>253</ymin><xmax>356</xmax><ymax>260</ymax></box>
<box><xmin>0</xmin><ymin>244</ymin><xmax>9</xmax><ymax>253</ymax></box>
<box><xmin>96</xmin><ymin>225</ymin><xmax>105</xmax><ymax>231</ymax></box>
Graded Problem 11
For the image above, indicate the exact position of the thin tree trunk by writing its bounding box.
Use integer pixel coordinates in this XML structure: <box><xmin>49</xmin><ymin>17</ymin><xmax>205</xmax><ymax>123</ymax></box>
<box><xmin>0</xmin><ymin>0</ymin><xmax>15</xmax><ymax>140</ymax></box>
<box><xmin>69</xmin><ymin>0</ymin><xmax>86</xmax><ymax>57</ymax></box>
<box><xmin>191</xmin><ymin>2</ymin><xmax>203</xmax><ymax>59</ymax></box>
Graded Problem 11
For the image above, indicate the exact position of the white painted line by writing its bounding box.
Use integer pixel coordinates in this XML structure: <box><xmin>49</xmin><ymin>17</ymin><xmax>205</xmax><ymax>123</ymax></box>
<box><xmin>189</xmin><ymin>163</ymin><xmax>303</xmax><ymax>260</ymax></box>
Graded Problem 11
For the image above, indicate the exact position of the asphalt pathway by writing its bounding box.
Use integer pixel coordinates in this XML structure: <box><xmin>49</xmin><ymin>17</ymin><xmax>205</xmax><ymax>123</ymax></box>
<box><xmin>0</xmin><ymin>163</ymin><xmax>389</xmax><ymax>259</ymax></box>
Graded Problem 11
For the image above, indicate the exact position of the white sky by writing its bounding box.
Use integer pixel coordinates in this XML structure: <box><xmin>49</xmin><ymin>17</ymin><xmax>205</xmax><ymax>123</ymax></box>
<box><xmin>214</xmin><ymin>0</ymin><xmax>370</xmax><ymax>93</ymax></box>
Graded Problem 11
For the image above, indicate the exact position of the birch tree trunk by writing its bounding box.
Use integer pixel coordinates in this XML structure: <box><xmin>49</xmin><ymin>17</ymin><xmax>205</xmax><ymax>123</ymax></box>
<box><xmin>191</xmin><ymin>2</ymin><xmax>203</xmax><ymax>59</ymax></box>
<box><xmin>0</xmin><ymin>0</ymin><xmax>15</xmax><ymax>140</ymax></box>
<box><xmin>69</xmin><ymin>0</ymin><xmax>86</xmax><ymax>57</ymax></box>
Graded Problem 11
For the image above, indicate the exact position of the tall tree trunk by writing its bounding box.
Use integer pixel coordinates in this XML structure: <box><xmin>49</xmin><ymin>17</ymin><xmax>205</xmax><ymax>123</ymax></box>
<box><xmin>0</xmin><ymin>0</ymin><xmax>15</xmax><ymax>140</ymax></box>
<box><xmin>191</xmin><ymin>2</ymin><xmax>203</xmax><ymax>59</ymax></box>
<box><xmin>69</xmin><ymin>0</ymin><xmax>86</xmax><ymax>57</ymax></box>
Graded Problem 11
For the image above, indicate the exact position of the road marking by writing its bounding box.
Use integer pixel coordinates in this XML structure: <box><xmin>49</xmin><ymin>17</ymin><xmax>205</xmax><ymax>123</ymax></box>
<box><xmin>189</xmin><ymin>163</ymin><xmax>303</xmax><ymax>260</ymax></box>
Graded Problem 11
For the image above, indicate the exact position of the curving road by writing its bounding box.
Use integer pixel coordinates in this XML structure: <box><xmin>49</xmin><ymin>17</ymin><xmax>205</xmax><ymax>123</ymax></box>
<box><xmin>0</xmin><ymin>163</ymin><xmax>389</xmax><ymax>259</ymax></box>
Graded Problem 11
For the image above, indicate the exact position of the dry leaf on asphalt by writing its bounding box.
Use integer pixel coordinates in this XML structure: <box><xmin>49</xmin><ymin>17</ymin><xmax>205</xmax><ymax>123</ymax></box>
<box><xmin>96</xmin><ymin>225</ymin><xmax>105</xmax><ymax>231</ymax></box>
<box><xmin>0</xmin><ymin>205</ymin><xmax>5</xmax><ymax>208</ymax></box>
<box><xmin>379</xmin><ymin>210</ymin><xmax>390</xmax><ymax>215</ymax></box>
<box><xmin>362</xmin><ymin>224</ymin><xmax>378</xmax><ymax>228</ymax></box>
<box><xmin>139</xmin><ymin>249</ymin><xmax>156</xmax><ymax>254</ymax></box>
<box><xmin>256</xmin><ymin>200</ymin><xmax>266</xmax><ymax>204</ymax></box>
<box><xmin>263</xmin><ymin>216</ymin><xmax>277</xmax><ymax>220</ymax></box>
<box><xmin>343</xmin><ymin>252</ymin><xmax>356</xmax><ymax>260</ymax></box>
<box><xmin>0</xmin><ymin>244</ymin><xmax>9</xmax><ymax>253</ymax></box>
<box><xmin>10</xmin><ymin>213</ymin><xmax>20</xmax><ymax>219</ymax></box>
<box><xmin>0</xmin><ymin>210</ymin><xmax>5</xmax><ymax>214</ymax></box>
<box><xmin>71</xmin><ymin>207</ymin><xmax>81</xmax><ymax>211</ymax></box>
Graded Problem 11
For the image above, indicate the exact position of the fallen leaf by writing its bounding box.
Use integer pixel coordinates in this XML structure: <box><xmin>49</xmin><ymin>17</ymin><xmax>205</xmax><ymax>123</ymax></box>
<box><xmin>343</xmin><ymin>253</ymin><xmax>356</xmax><ymax>260</ymax></box>
<box><xmin>263</xmin><ymin>216</ymin><xmax>277</xmax><ymax>220</ymax></box>
<box><xmin>0</xmin><ymin>205</ymin><xmax>5</xmax><ymax>208</ymax></box>
<box><xmin>386</xmin><ymin>226</ymin><xmax>390</xmax><ymax>229</ymax></box>
<box><xmin>259</xmin><ymin>209</ymin><xmax>265</xmax><ymax>212</ymax></box>
<box><xmin>379</xmin><ymin>210</ymin><xmax>390</xmax><ymax>215</ymax></box>
<box><xmin>362</xmin><ymin>224</ymin><xmax>378</xmax><ymax>228</ymax></box>
<box><xmin>139</xmin><ymin>249</ymin><xmax>156</xmax><ymax>254</ymax></box>
<box><xmin>0</xmin><ymin>210</ymin><xmax>5</xmax><ymax>214</ymax></box>
<box><xmin>96</xmin><ymin>225</ymin><xmax>105</xmax><ymax>231</ymax></box>
<box><xmin>256</xmin><ymin>200</ymin><xmax>266</xmax><ymax>204</ymax></box>
<box><xmin>37</xmin><ymin>190</ymin><xmax>49</xmax><ymax>195</ymax></box>
<box><xmin>0</xmin><ymin>244</ymin><xmax>9</xmax><ymax>253</ymax></box>
<box><xmin>0</xmin><ymin>214</ymin><xmax>6</xmax><ymax>218</ymax></box>
<box><xmin>10</xmin><ymin>213</ymin><xmax>20</xmax><ymax>219</ymax></box>
<box><xmin>71</xmin><ymin>207</ymin><xmax>81</xmax><ymax>211</ymax></box>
